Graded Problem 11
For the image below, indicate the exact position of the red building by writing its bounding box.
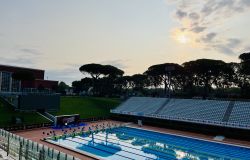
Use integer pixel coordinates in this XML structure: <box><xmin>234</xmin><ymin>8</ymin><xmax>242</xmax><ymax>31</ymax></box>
<box><xmin>0</xmin><ymin>64</ymin><xmax>58</xmax><ymax>92</ymax></box>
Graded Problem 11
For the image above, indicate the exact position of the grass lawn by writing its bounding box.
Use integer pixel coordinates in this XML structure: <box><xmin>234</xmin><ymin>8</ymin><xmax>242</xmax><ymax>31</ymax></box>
<box><xmin>51</xmin><ymin>96</ymin><xmax>121</xmax><ymax>119</ymax></box>
<box><xmin>0</xmin><ymin>99</ymin><xmax>50</xmax><ymax>127</ymax></box>
<box><xmin>0</xmin><ymin>96</ymin><xmax>121</xmax><ymax>127</ymax></box>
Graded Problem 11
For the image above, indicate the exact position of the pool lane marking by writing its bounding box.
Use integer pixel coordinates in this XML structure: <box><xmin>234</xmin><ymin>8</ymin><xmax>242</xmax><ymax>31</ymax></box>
<box><xmin>45</xmin><ymin>139</ymin><xmax>103</xmax><ymax>160</ymax></box>
<box><xmin>112</xmin><ymin>127</ymin><xmax>241</xmax><ymax>159</ymax></box>
<box><xmin>75</xmin><ymin>135</ymin><xmax>175</xmax><ymax>160</ymax></box>
<box><xmin>67</xmin><ymin>137</ymin><xmax>158</xmax><ymax>160</ymax></box>
<box><xmin>81</xmin><ymin>133</ymin><xmax>183</xmax><ymax>159</ymax></box>
<box><xmin>115</xmin><ymin>127</ymin><xmax>245</xmax><ymax>158</ymax></box>
<box><xmin>64</xmin><ymin>138</ymin><xmax>136</xmax><ymax>160</ymax></box>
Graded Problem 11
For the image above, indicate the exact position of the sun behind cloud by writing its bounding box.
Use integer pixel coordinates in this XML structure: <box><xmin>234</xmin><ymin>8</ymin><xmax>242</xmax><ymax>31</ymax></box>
<box><xmin>172</xmin><ymin>29</ymin><xmax>191</xmax><ymax>44</ymax></box>
<box><xmin>171</xmin><ymin>28</ymin><xmax>202</xmax><ymax>48</ymax></box>
<box><xmin>177</xmin><ymin>34</ymin><xmax>190</xmax><ymax>44</ymax></box>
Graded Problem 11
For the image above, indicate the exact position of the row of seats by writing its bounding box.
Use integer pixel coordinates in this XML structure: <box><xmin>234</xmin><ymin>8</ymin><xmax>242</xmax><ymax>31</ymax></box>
<box><xmin>114</xmin><ymin>97</ymin><xmax>167</xmax><ymax>114</ymax></box>
<box><xmin>111</xmin><ymin>97</ymin><xmax>250</xmax><ymax>129</ymax></box>
<box><xmin>160</xmin><ymin>99</ymin><xmax>229</xmax><ymax>122</ymax></box>
<box><xmin>229</xmin><ymin>102</ymin><xmax>250</xmax><ymax>125</ymax></box>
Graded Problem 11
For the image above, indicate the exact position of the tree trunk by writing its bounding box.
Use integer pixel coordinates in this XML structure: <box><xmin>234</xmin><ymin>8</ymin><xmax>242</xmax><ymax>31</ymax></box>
<box><xmin>164</xmin><ymin>77</ymin><xmax>167</xmax><ymax>97</ymax></box>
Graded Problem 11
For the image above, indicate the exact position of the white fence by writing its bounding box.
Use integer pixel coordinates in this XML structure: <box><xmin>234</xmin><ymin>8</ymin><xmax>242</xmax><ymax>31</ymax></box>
<box><xmin>0</xmin><ymin>129</ymin><xmax>79</xmax><ymax>160</ymax></box>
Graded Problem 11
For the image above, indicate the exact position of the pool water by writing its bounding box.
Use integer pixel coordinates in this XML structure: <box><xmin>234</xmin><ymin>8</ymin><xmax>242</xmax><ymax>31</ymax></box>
<box><xmin>51</xmin><ymin>127</ymin><xmax>250</xmax><ymax>160</ymax></box>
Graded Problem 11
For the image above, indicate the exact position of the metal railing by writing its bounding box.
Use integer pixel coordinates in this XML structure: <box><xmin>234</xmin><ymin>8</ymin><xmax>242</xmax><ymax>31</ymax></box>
<box><xmin>0</xmin><ymin>129</ymin><xmax>79</xmax><ymax>160</ymax></box>
<box><xmin>2</xmin><ymin>123</ymin><xmax>53</xmax><ymax>131</ymax></box>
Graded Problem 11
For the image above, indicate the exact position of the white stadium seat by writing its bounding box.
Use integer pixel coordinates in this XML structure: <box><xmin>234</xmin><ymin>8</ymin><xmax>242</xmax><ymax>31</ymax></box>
<box><xmin>111</xmin><ymin>97</ymin><xmax>250</xmax><ymax>129</ymax></box>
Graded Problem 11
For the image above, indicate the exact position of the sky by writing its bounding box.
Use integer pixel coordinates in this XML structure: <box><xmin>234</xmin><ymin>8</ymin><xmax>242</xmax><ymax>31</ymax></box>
<box><xmin>0</xmin><ymin>0</ymin><xmax>250</xmax><ymax>85</ymax></box>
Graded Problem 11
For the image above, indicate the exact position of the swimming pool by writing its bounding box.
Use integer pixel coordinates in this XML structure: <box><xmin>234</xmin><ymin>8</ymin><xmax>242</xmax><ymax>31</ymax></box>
<box><xmin>47</xmin><ymin>126</ymin><xmax>250</xmax><ymax>160</ymax></box>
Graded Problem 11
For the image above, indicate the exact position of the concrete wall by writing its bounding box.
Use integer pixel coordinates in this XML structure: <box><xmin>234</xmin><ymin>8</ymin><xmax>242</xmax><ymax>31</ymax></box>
<box><xmin>18</xmin><ymin>94</ymin><xmax>60</xmax><ymax>111</ymax></box>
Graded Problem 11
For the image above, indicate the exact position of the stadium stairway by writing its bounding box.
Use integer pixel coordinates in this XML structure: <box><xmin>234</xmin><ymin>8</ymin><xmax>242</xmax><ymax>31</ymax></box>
<box><xmin>222</xmin><ymin>101</ymin><xmax>235</xmax><ymax>122</ymax></box>
<box><xmin>154</xmin><ymin>98</ymin><xmax>171</xmax><ymax>114</ymax></box>
<box><xmin>0</xmin><ymin>93</ymin><xmax>17</xmax><ymax>109</ymax></box>
<box><xmin>37</xmin><ymin>111</ymin><xmax>55</xmax><ymax>122</ymax></box>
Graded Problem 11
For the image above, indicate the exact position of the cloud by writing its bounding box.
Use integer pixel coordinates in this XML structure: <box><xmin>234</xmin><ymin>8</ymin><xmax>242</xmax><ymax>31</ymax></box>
<box><xmin>189</xmin><ymin>12</ymin><xmax>200</xmax><ymax>20</ymax></box>
<box><xmin>200</xmin><ymin>0</ymin><xmax>249</xmax><ymax>18</ymax></box>
<box><xmin>241</xmin><ymin>0</ymin><xmax>250</xmax><ymax>7</ymax></box>
<box><xmin>243</xmin><ymin>46</ymin><xmax>250</xmax><ymax>52</ymax></box>
<box><xmin>99</xmin><ymin>59</ymin><xmax>128</xmax><ymax>69</ymax></box>
<box><xmin>0</xmin><ymin>46</ymin><xmax>44</xmax><ymax>69</ymax></box>
<box><xmin>212</xmin><ymin>44</ymin><xmax>235</xmax><ymax>55</ymax></box>
<box><xmin>209</xmin><ymin>38</ymin><xmax>242</xmax><ymax>55</ymax></box>
<box><xmin>170</xmin><ymin>0</ymin><xmax>250</xmax><ymax>56</ymax></box>
<box><xmin>20</xmin><ymin>48</ymin><xmax>42</xmax><ymax>55</ymax></box>
<box><xmin>227</xmin><ymin>38</ymin><xmax>241</xmax><ymax>48</ymax></box>
<box><xmin>0</xmin><ymin>56</ymin><xmax>35</xmax><ymax>67</ymax></box>
<box><xmin>46</xmin><ymin>67</ymin><xmax>82</xmax><ymax>85</ymax></box>
<box><xmin>176</xmin><ymin>10</ymin><xmax>187</xmax><ymax>19</ymax></box>
<box><xmin>191</xmin><ymin>26</ymin><xmax>206</xmax><ymax>33</ymax></box>
<box><xmin>201</xmin><ymin>32</ymin><xmax>217</xmax><ymax>42</ymax></box>
<box><xmin>48</xmin><ymin>60</ymin><xmax>129</xmax><ymax>85</ymax></box>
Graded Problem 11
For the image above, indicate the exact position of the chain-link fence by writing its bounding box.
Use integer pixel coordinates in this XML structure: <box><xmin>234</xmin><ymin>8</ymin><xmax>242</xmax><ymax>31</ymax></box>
<box><xmin>0</xmin><ymin>129</ymin><xmax>79</xmax><ymax>160</ymax></box>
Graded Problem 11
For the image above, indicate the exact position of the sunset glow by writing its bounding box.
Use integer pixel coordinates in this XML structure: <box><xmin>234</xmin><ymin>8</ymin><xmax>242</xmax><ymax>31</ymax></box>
<box><xmin>0</xmin><ymin>0</ymin><xmax>250</xmax><ymax>84</ymax></box>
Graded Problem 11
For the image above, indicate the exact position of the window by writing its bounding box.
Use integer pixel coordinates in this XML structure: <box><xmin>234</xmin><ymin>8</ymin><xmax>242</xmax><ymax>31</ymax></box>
<box><xmin>1</xmin><ymin>72</ymin><xmax>11</xmax><ymax>92</ymax></box>
<box><xmin>12</xmin><ymin>79</ymin><xmax>20</xmax><ymax>92</ymax></box>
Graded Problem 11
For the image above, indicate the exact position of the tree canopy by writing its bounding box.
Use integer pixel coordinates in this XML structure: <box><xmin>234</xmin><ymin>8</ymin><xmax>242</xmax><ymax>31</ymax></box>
<box><xmin>145</xmin><ymin>63</ymin><xmax>184</xmax><ymax>95</ymax></box>
<box><xmin>74</xmin><ymin>51</ymin><xmax>250</xmax><ymax>98</ymax></box>
<box><xmin>183</xmin><ymin>59</ymin><xmax>230</xmax><ymax>98</ymax></box>
<box><xmin>239</xmin><ymin>52</ymin><xmax>250</xmax><ymax>62</ymax></box>
<box><xmin>239</xmin><ymin>52</ymin><xmax>250</xmax><ymax>76</ymax></box>
<box><xmin>78</xmin><ymin>64</ymin><xmax>124</xmax><ymax>96</ymax></box>
<box><xmin>57</xmin><ymin>81</ymin><xmax>69</xmax><ymax>94</ymax></box>
<box><xmin>79</xmin><ymin>63</ymin><xmax>124</xmax><ymax>78</ymax></box>
<box><xmin>79</xmin><ymin>63</ymin><xmax>105</xmax><ymax>79</ymax></box>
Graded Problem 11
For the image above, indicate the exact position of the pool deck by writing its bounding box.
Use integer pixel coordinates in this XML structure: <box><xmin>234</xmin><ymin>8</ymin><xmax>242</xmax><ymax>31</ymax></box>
<box><xmin>12</xmin><ymin>120</ymin><xmax>250</xmax><ymax>160</ymax></box>
<box><xmin>13</xmin><ymin>120</ymin><xmax>123</xmax><ymax>160</ymax></box>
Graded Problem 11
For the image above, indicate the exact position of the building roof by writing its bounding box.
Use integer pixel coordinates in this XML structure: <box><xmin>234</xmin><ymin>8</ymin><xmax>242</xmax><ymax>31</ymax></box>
<box><xmin>0</xmin><ymin>64</ymin><xmax>44</xmax><ymax>72</ymax></box>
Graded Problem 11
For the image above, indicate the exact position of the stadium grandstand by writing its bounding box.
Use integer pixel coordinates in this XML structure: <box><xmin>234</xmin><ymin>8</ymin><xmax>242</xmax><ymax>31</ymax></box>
<box><xmin>111</xmin><ymin>97</ymin><xmax>250</xmax><ymax>131</ymax></box>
